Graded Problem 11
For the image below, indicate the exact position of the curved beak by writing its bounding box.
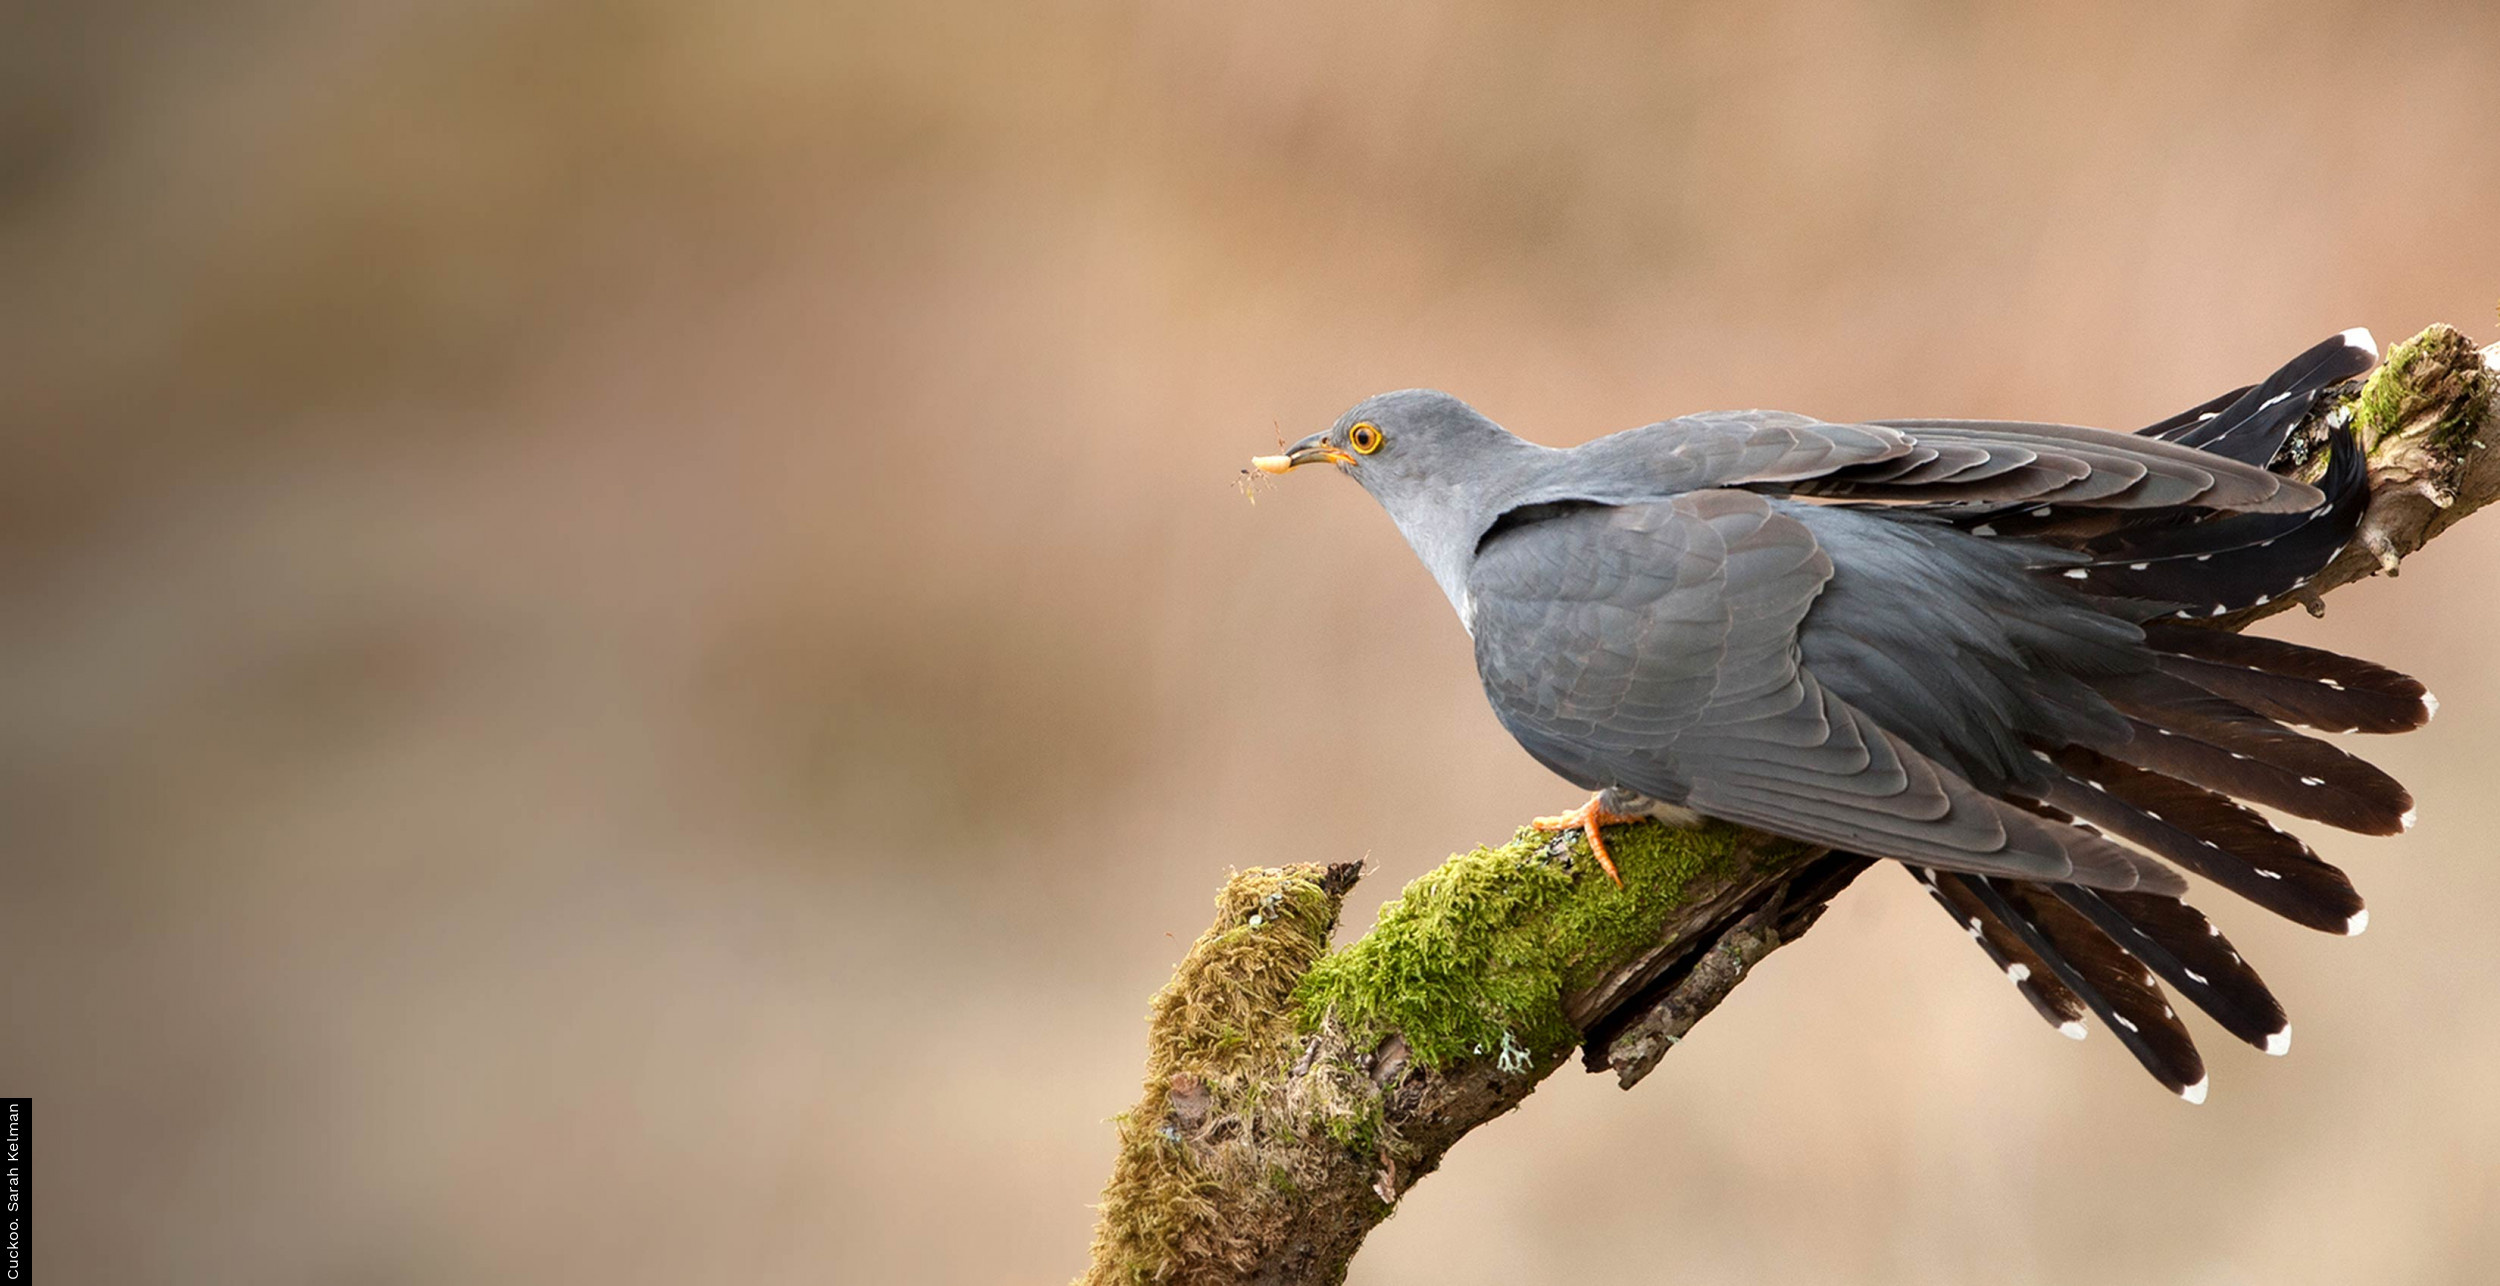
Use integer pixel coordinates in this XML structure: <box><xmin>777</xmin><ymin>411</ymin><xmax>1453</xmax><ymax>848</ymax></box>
<box><xmin>1250</xmin><ymin>433</ymin><xmax>1354</xmax><ymax>475</ymax></box>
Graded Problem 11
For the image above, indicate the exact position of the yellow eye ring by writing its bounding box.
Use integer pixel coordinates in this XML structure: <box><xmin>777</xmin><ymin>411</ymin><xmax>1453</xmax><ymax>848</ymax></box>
<box><xmin>1348</xmin><ymin>422</ymin><xmax>1384</xmax><ymax>455</ymax></box>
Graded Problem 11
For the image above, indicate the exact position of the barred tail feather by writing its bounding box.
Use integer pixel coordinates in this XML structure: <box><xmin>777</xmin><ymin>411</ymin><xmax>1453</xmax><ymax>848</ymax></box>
<box><xmin>2063</xmin><ymin>430</ymin><xmax>2366</xmax><ymax>617</ymax></box>
<box><xmin>1913</xmin><ymin>865</ymin><xmax>2091</xmax><ymax>1036</ymax></box>
<box><xmin>2037</xmin><ymin>748</ymin><xmax>2365</xmax><ymax>934</ymax></box>
<box><xmin>1957</xmin><ymin>872</ymin><xmax>2209</xmax><ymax>1099</ymax></box>
<box><xmin>2053</xmin><ymin>886</ymin><xmax>2290</xmax><ymax>1054</ymax></box>
<box><xmin>2139</xmin><ymin>328</ymin><xmax>2379</xmax><ymax>462</ymax></box>
<box><xmin>2098</xmin><ymin>675</ymin><xmax>2413</xmax><ymax>835</ymax></box>
<box><xmin>2144</xmin><ymin>622</ymin><xmax>2433</xmax><ymax>734</ymax></box>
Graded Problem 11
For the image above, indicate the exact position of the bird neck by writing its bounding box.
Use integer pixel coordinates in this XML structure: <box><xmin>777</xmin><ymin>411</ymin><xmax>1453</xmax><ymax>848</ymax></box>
<box><xmin>1372</xmin><ymin>441</ymin><xmax>1556</xmax><ymax>632</ymax></box>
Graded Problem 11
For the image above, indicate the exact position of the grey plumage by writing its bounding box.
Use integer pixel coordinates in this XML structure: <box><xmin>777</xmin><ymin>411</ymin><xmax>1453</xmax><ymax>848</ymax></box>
<box><xmin>1258</xmin><ymin>329</ymin><xmax>2425</xmax><ymax>1099</ymax></box>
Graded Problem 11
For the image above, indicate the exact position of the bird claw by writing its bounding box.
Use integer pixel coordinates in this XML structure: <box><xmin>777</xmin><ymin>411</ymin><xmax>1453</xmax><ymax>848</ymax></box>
<box><xmin>1530</xmin><ymin>795</ymin><xmax>1642</xmax><ymax>885</ymax></box>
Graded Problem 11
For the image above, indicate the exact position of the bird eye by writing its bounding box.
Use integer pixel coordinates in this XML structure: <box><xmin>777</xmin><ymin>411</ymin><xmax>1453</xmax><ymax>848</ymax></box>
<box><xmin>1348</xmin><ymin>422</ymin><xmax>1384</xmax><ymax>455</ymax></box>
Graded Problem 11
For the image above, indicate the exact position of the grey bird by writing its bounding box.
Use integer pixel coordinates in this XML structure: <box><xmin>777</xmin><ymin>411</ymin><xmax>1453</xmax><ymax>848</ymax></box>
<box><xmin>1253</xmin><ymin>330</ymin><xmax>2432</xmax><ymax>1100</ymax></box>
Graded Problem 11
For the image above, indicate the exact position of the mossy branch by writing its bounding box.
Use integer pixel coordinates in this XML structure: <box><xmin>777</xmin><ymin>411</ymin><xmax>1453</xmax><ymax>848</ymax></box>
<box><xmin>1081</xmin><ymin>324</ymin><xmax>2500</xmax><ymax>1286</ymax></box>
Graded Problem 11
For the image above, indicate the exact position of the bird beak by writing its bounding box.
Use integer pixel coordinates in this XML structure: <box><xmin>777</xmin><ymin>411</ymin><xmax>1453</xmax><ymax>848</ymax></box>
<box><xmin>1250</xmin><ymin>433</ymin><xmax>1354</xmax><ymax>475</ymax></box>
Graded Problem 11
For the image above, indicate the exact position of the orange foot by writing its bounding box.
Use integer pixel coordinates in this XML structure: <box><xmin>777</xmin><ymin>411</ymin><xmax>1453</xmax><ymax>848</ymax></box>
<box><xmin>1529</xmin><ymin>794</ymin><xmax>1647</xmax><ymax>886</ymax></box>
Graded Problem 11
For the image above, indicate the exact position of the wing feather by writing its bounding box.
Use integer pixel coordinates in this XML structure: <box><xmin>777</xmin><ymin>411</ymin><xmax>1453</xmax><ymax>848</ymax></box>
<box><xmin>1469</xmin><ymin>490</ymin><xmax>2186</xmax><ymax>894</ymax></box>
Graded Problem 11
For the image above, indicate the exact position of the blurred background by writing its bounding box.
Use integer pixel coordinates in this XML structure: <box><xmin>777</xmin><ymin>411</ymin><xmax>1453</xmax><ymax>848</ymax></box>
<box><xmin>5</xmin><ymin>1</ymin><xmax>2500</xmax><ymax>1281</ymax></box>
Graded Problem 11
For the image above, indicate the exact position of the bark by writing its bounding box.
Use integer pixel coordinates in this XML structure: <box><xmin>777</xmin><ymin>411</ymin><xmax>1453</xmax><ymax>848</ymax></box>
<box><xmin>1079</xmin><ymin>326</ymin><xmax>2499</xmax><ymax>1286</ymax></box>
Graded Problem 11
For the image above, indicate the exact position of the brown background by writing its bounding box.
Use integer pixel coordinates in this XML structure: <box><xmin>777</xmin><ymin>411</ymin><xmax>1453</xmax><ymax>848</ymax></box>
<box><xmin>6</xmin><ymin>2</ymin><xmax>2500</xmax><ymax>1282</ymax></box>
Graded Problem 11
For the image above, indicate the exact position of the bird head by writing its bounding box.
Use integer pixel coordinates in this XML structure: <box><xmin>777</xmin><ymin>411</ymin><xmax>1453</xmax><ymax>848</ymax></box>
<box><xmin>1251</xmin><ymin>389</ymin><xmax>1521</xmax><ymax>502</ymax></box>
<box><xmin>1250</xmin><ymin>390</ymin><xmax>1546</xmax><ymax>620</ymax></box>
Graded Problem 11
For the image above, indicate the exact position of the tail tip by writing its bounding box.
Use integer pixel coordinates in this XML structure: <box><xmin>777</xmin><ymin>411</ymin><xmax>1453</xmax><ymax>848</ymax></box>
<box><xmin>2339</xmin><ymin>327</ymin><xmax>2379</xmax><ymax>360</ymax></box>
<box><xmin>2265</xmin><ymin>1025</ymin><xmax>2293</xmax><ymax>1057</ymax></box>
<box><xmin>2058</xmin><ymin>1019</ymin><xmax>2089</xmax><ymax>1041</ymax></box>
<box><xmin>2346</xmin><ymin>907</ymin><xmax>2371</xmax><ymax>936</ymax></box>
<box><xmin>2179</xmin><ymin>1075</ymin><xmax>2210</xmax><ymax>1105</ymax></box>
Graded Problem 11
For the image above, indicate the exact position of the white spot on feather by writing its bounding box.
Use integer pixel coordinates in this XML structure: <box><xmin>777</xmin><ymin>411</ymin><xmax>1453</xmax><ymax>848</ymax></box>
<box><xmin>2113</xmin><ymin>1014</ymin><xmax>2140</xmax><ymax>1033</ymax></box>
<box><xmin>2179</xmin><ymin>1076</ymin><xmax>2209</xmax><ymax>1105</ymax></box>
<box><xmin>2007</xmin><ymin>962</ymin><xmax>2032</xmax><ymax>984</ymax></box>
<box><xmin>2064</xmin><ymin>568</ymin><xmax>2089</xmax><ymax>579</ymax></box>
<box><xmin>2340</xmin><ymin>326</ymin><xmax>2379</xmax><ymax>358</ymax></box>
<box><xmin>2299</xmin><ymin>776</ymin><xmax>2325</xmax><ymax>786</ymax></box>
<box><xmin>2400</xmin><ymin>807</ymin><xmax>2417</xmax><ymax>831</ymax></box>
<box><xmin>2129</xmin><ymin>562</ymin><xmax>2149</xmax><ymax>571</ymax></box>
<box><xmin>2346</xmin><ymin>908</ymin><xmax>2370</xmax><ymax>936</ymax></box>
<box><xmin>2183</xmin><ymin>967</ymin><xmax>2208</xmax><ymax>984</ymax></box>
<box><xmin>2059</xmin><ymin>1020</ymin><xmax>2088</xmax><ymax>1041</ymax></box>
<box><xmin>1973</xmin><ymin>523</ymin><xmax>1998</xmax><ymax>536</ymax></box>
<box><xmin>2424</xmin><ymin>692</ymin><xmax>2440</xmax><ymax>718</ymax></box>
<box><xmin>2266</xmin><ymin>1026</ymin><xmax>2293</xmax><ymax>1056</ymax></box>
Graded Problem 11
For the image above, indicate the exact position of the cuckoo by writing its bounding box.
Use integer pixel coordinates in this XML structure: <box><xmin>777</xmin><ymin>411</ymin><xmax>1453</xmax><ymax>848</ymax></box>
<box><xmin>1251</xmin><ymin>331</ymin><xmax>2431</xmax><ymax>1101</ymax></box>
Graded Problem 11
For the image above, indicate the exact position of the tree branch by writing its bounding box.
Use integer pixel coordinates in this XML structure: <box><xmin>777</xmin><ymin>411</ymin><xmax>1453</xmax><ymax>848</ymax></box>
<box><xmin>1081</xmin><ymin>325</ymin><xmax>2498</xmax><ymax>1286</ymax></box>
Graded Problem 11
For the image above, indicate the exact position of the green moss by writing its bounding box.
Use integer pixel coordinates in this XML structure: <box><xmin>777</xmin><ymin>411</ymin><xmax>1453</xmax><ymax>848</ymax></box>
<box><xmin>1086</xmin><ymin>828</ymin><xmax>1813</xmax><ymax>1281</ymax></box>
<box><xmin>1319</xmin><ymin>1094</ymin><xmax>1382</xmax><ymax>1152</ymax></box>
<box><xmin>2349</xmin><ymin>325</ymin><xmax>2493</xmax><ymax>458</ymax></box>
<box><xmin>1148</xmin><ymin>875</ymin><xmax>1342</xmax><ymax>1078</ymax></box>
<box><xmin>1084</xmin><ymin>864</ymin><xmax>1354</xmax><ymax>1284</ymax></box>
<box><xmin>2350</xmin><ymin>340</ymin><xmax>2419</xmax><ymax>449</ymax></box>
<box><xmin>1291</xmin><ymin>819</ymin><xmax>1792</xmax><ymax>1068</ymax></box>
